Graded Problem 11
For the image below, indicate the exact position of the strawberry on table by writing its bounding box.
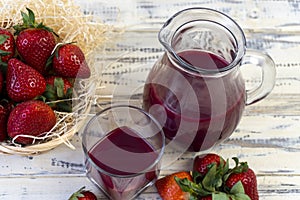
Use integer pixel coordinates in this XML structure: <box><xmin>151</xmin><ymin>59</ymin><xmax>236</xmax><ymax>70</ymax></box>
<box><xmin>52</xmin><ymin>43</ymin><xmax>91</xmax><ymax>78</ymax></box>
<box><xmin>69</xmin><ymin>187</ymin><xmax>97</xmax><ymax>200</ymax></box>
<box><xmin>13</xmin><ymin>8</ymin><xmax>57</xmax><ymax>75</ymax></box>
<box><xmin>200</xmin><ymin>196</ymin><xmax>212</xmax><ymax>200</ymax></box>
<box><xmin>169</xmin><ymin>155</ymin><xmax>257</xmax><ymax>200</ymax></box>
<box><xmin>155</xmin><ymin>171</ymin><xmax>192</xmax><ymax>200</ymax></box>
<box><xmin>193</xmin><ymin>153</ymin><xmax>226</xmax><ymax>176</ymax></box>
<box><xmin>224</xmin><ymin>158</ymin><xmax>259</xmax><ymax>200</ymax></box>
<box><xmin>6</xmin><ymin>58</ymin><xmax>46</xmax><ymax>102</ymax></box>
<box><xmin>7</xmin><ymin>100</ymin><xmax>56</xmax><ymax>145</ymax></box>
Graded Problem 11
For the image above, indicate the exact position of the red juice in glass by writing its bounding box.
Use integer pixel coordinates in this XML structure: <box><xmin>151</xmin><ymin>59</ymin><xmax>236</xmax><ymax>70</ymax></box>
<box><xmin>85</xmin><ymin>125</ymin><xmax>162</xmax><ymax>200</ymax></box>
<box><xmin>143</xmin><ymin>50</ymin><xmax>246</xmax><ymax>152</ymax></box>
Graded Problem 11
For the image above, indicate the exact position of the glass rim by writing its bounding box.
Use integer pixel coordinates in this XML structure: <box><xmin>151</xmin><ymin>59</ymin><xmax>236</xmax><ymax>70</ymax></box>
<box><xmin>159</xmin><ymin>7</ymin><xmax>247</xmax><ymax>75</ymax></box>
<box><xmin>82</xmin><ymin>104</ymin><xmax>166</xmax><ymax>178</ymax></box>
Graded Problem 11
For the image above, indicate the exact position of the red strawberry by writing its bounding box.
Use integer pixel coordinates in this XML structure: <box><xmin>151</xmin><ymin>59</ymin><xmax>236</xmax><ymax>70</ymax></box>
<box><xmin>174</xmin><ymin>155</ymin><xmax>255</xmax><ymax>200</ymax></box>
<box><xmin>7</xmin><ymin>100</ymin><xmax>56</xmax><ymax>145</ymax></box>
<box><xmin>52</xmin><ymin>43</ymin><xmax>91</xmax><ymax>78</ymax></box>
<box><xmin>200</xmin><ymin>196</ymin><xmax>212</xmax><ymax>200</ymax></box>
<box><xmin>6</xmin><ymin>58</ymin><xmax>46</xmax><ymax>102</ymax></box>
<box><xmin>225</xmin><ymin>160</ymin><xmax>258</xmax><ymax>200</ymax></box>
<box><xmin>193</xmin><ymin>153</ymin><xmax>226</xmax><ymax>176</ymax></box>
<box><xmin>0</xmin><ymin>70</ymin><xmax>3</xmax><ymax>93</ymax></box>
<box><xmin>0</xmin><ymin>100</ymin><xmax>14</xmax><ymax>141</ymax></box>
<box><xmin>0</xmin><ymin>29</ymin><xmax>15</xmax><ymax>63</ymax></box>
<box><xmin>155</xmin><ymin>171</ymin><xmax>192</xmax><ymax>200</ymax></box>
<box><xmin>0</xmin><ymin>105</ymin><xmax>8</xmax><ymax>141</ymax></box>
<box><xmin>69</xmin><ymin>187</ymin><xmax>97</xmax><ymax>200</ymax></box>
<box><xmin>13</xmin><ymin>8</ymin><xmax>57</xmax><ymax>75</ymax></box>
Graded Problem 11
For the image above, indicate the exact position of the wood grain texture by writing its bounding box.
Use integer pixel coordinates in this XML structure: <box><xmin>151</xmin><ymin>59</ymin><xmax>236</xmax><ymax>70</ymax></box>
<box><xmin>1</xmin><ymin>0</ymin><xmax>300</xmax><ymax>199</ymax></box>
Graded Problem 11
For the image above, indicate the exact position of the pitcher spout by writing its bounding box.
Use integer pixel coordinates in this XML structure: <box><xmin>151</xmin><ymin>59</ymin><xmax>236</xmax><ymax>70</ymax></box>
<box><xmin>158</xmin><ymin>7</ymin><xmax>246</xmax><ymax>75</ymax></box>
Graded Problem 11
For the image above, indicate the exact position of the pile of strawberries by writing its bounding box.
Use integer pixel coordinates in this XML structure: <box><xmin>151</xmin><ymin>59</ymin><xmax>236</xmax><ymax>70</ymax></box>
<box><xmin>155</xmin><ymin>153</ymin><xmax>258</xmax><ymax>200</ymax></box>
<box><xmin>0</xmin><ymin>8</ymin><xmax>91</xmax><ymax>145</ymax></box>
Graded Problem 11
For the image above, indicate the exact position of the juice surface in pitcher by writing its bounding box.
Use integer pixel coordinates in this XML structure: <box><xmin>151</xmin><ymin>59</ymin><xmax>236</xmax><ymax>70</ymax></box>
<box><xmin>143</xmin><ymin>50</ymin><xmax>246</xmax><ymax>152</ymax></box>
<box><xmin>87</xmin><ymin>126</ymin><xmax>159</xmax><ymax>200</ymax></box>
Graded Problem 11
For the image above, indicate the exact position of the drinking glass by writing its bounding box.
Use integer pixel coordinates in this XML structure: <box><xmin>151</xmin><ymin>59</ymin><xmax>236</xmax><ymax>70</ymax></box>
<box><xmin>82</xmin><ymin>105</ymin><xmax>165</xmax><ymax>200</ymax></box>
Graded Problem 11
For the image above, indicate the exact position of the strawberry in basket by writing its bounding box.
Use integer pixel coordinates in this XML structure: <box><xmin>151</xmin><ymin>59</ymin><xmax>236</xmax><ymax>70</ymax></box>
<box><xmin>0</xmin><ymin>7</ymin><xmax>91</xmax><ymax>146</ymax></box>
<box><xmin>13</xmin><ymin>8</ymin><xmax>58</xmax><ymax>75</ymax></box>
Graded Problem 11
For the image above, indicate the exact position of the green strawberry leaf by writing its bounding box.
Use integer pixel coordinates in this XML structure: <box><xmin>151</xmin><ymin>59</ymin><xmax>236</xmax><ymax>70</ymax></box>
<box><xmin>0</xmin><ymin>35</ymin><xmax>9</xmax><ymax>45</ymax></box>
<box><xmin>213</xmin><ymin>192</ymin><xmax>230</xmax><ymax>200</ymax></box>
<box><xmin>68</xmin><ymin>186</ymin><xmax>85</xmax><ymax>200</ymax></box>
<box><xmin>43</xmin><ymin>84</ymin><xmax>57</xmax><ymax>101</ymax></box>
<box><xmin>21</xmin><ymin>11</ymin><xmax>30</xmax><ymax>25</ymax></box>
<box><xmin>57</xmin><ymin>101</ymin><xmax>72</xmax><ymax>112</ymax></box>
<box><xmin>228</xmin><ymin>181</ymin><xmax>251</xmax><ymax>200</ymax></box>
<box><xmin>174</xmin><ymin>176</ymin><xmax>210</xmax><ymax>197</ymax></box>
<box><xmin>202</xmin><ymin>164</ymin><xmax>219</xmax><ymax>192</ymax></box>
<box><xmin>192</xmin><ymin>171</ymin><xmax>202</xmax><ymax>184</ymax></box>
<box><xmin>54</xmin><ymin>77</ymin><xmax>65</xmax><ymax>98</ymax></box>
<box><xmin>189</xmin><ymin>196</ymin><xmax>198</xmax><ymax>200</ymax></box>
<box><xmin>34</xmin><ymin>95</ymin><xmax>47</xmax><ymax>102</ymax></box>
<box><xmin>66</xmin><ymin>88</ymin><xmax>73</xmax><ymax>98</ymax></box>
<box><xmin>0</xmin><ymin>49</ymin><xmax>11</xmax><ymax>56</ymax></box>
<box><xmin>0</xmin><ymin>60</ymin><xmax>8</xmax><ymax>68</ymax></box>
<box><xmin>13</xmin><ymin>7</ymin><xmax>59</xmax><ymax>37</ymax></box>
<box><xmin>232</xmin><ymin>193</ymin><xmax>251</xmax><ymax>200</ymax></box>
<box><xmin>230</xmin><ymin>181</ymin><xmax>245</xmax><ymax>194</ymax></box>
<box><xmin>223</xmin><ymin>158</ymin><xmax>230</xmax><ymax>175</ymax></box>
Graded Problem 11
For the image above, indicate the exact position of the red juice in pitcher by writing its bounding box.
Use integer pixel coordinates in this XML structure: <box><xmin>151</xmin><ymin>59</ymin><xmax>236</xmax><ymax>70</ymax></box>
<box><xmin>86</xmin><ymin>126</ymin><xmax>159</xmax><ymax>200</ymax></box>
<box><xmin>143</xmin><ymin>50</ymin><xmax>246</xmax><ymax>152</ymax></box>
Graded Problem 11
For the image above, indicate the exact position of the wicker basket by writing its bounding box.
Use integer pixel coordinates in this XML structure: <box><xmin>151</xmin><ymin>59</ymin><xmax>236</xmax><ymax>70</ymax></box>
<box><xmin>0</xmin><ymin>0</ymin><xmax>112</xmax><ymax>155</ymax></box>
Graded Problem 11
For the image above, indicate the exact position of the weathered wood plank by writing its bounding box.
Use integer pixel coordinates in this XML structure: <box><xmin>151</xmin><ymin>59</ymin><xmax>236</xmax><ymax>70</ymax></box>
<box><xmin>0</xmin><ymin>175</ymin><xmax>299</xmax><ymax>200</ymax></box>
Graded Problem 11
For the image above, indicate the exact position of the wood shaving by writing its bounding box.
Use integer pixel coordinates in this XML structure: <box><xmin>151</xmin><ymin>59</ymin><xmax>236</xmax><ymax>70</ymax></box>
<box><xmin>0</xmin><ymin>0</ymin><xmax>112</xmax><ymax>56</ymax></box>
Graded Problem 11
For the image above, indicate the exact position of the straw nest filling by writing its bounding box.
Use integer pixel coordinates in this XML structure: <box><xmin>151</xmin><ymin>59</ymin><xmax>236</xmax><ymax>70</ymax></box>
<box><xmin>0</xmin><ymin>0</ymin><xmax>112</xmax><ymax>155</ymax></box>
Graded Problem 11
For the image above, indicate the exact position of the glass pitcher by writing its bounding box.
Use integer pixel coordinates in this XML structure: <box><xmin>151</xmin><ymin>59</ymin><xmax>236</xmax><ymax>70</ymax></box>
<box><xmin>143</xmin><ymin>7</ymin><xmax>276</xmax><ymax>152</ymax></box>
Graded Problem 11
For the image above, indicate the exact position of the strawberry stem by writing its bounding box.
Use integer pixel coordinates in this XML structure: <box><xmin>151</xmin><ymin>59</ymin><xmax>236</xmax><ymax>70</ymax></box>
<box><xmin>68</xmin><ymin>186</ymin><xmax>86</xmax><ymax>200</ymax></box>
<box><xmin>13</xmin><ymin>7</ymin><xmax>59</xmax><ymax>37</ymax></box>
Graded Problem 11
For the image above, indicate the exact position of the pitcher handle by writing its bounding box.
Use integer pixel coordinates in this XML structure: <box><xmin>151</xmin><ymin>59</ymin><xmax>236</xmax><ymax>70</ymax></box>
<box><xmin>241</xmin><ymin>49</ymin><xmax>276</xmax><ymax>105</ymax></box>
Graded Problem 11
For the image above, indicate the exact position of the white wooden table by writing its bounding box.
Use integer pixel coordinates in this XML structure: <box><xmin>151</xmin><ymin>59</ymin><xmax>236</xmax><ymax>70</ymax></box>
<box><xmin>1</xmin><ymin>0</ymin><xmax>300</xmax><ymax>199</ymax></box>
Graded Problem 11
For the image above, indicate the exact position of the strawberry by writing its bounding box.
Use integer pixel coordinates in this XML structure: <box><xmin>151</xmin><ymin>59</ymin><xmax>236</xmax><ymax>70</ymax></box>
<box><xmin>0</xmin><ymin>70</ymin><xmax>3</xmax><ymax>93</ymax></box>
<box><xmin>200</xmin><ymin>196</ymin><xmax>212</xmax><ymax>200</ymax></box>
<box><xmin>52</xmin><ymin>43</ymin><xmax>91</xmax><ymax>78</ymax></box>
<box><xmin>7</xmin><ymin>100</ymin><xmax>56</xmax><ymax>145</ymax></box>
<box><xmin>43</xmin><ymin>76</ymin><xmax>73</xmax><ymax>112</ymax></box>
<box><xmin>0</xmin><ymin>100</ymin><xmax>14</xmax><ymax>141</ymax></box>
<box><xmin>6</xmin><ymin>58</ymin><xmax>46</xmax><ymax>102</ymax></box>
<box><xmin>173</xmin><ymin>156</ymin><xmax>256</xmax><ymax>200</ymax></box>
<box><xmin>155</xmin><ymin>171</ymin><xmax>192</xmax><ymax>200</ymax></box>
<box><xmin>13</xmin><ymin>8</ymin><xmax>57</xmax><ymax>75</ymax></box>
<box><xmin>0</xmin><ymin>28</ymin><xmax>15</xmax><ymax>64</ymax></box>
<box><xmin>0</xmin><ymin>105</ymin><xmax>8</xmax><ymax>141</ymax></box>
<box><xmin>69</xmin><ymin>187</ymin><xmax>97</xmax><ymax>200</ymax></box>
<box><xmin>224</xmin><ymin>158</ymin><xmax>259</xmax><ymax>200</ymax></box>
<box><xmin>193</xmin><ymin>153</ymin><xmax>226</xmax><ymax>176</ymax></box>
